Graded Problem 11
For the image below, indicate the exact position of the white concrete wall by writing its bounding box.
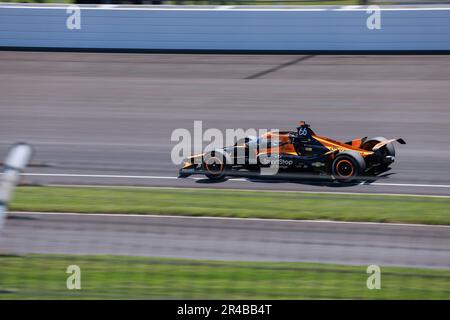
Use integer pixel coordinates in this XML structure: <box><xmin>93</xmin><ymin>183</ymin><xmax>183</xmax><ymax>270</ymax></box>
<box><xmin>1</xmin><ymin>5</ymin><xmax>449</xmax><ymax>51</ymax></box>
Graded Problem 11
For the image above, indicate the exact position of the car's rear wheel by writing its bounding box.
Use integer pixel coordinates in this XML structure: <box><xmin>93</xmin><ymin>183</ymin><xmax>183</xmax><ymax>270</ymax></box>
<box><xmin>331</xmin><ymin>151</ymin><xmax>365</xmax><ymax>182</ymax></box>
<box><xmin>202</xmin><ymin>152</ymin><xmax>227</xmax><ymax>180</ymax></box>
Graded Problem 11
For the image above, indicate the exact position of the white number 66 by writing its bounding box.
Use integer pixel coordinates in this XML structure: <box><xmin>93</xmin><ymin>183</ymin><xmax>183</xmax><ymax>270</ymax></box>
<box><xmin>298</xmin><ymin>128</ymin><xmax>308</xmax><ymax>136</ymax></box>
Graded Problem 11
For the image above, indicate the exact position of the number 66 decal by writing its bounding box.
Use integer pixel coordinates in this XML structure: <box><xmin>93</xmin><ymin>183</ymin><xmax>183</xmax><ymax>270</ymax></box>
<box><xmin>298</xmin><ymin>127</ymin><xmax>308</xmax><ymax>136</ymax></box>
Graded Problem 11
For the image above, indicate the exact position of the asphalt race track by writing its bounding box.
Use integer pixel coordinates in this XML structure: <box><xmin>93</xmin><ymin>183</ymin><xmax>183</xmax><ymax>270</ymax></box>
<box><xmin>1</xmin><ymin>52</ymin><xmax>450</xmax><ymax>195</ymax></box>
<box><xmin>2</xmin><ymin>212</ymin><xmax>449</xmax><ymax>268</ymax></box>
<box><xmin>1</xmin><ymin>52</ymin><xmax>450</xmax><ymax>268</ymax></box>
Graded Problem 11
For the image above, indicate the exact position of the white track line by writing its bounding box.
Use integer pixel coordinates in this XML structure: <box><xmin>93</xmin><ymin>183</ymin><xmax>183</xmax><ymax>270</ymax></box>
<box><xmin>9</xmin><ymin>211</ymin><xmax>450</xmax><ymax>228</ymax></box>
<box><xmin>371</xmin><ymin>182</ymin><xmax>450</xmax><ymax>188</ymax></box>
<box><xmin>22</xmin><ymin>172</ymin><xmax>450</xmax><ymax>189</ymax></box>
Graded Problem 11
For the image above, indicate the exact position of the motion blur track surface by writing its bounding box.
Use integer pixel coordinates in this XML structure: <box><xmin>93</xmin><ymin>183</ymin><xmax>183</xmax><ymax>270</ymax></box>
<box><xmin>1</xmin><ymin>52</ymin><xmax>450</xmax><ymax>196</ymax></box>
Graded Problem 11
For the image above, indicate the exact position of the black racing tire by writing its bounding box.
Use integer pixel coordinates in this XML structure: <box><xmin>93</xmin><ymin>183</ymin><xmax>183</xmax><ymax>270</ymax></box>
<box><xmin>331</xmin><ymin>151</ymin><xmax>366</xmax><ymax>182</ymax></box>
<box><xmin>202</xmin><ymin>151</ymin><xmax>227</xmax><ymax>180</ymax></box>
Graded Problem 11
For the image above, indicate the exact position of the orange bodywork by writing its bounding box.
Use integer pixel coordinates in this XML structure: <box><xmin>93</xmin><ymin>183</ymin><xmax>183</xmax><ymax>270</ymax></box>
<box><xmin>179</xmin><ymin>122</ymin><xmax>405</xmax><ymax>180</ymax></box>
<box><xmin>182</xmin><ymin>129</ymin><xmax>374</xmax><ymax>169</ymax></box>
<box><xmin>256</xmin><ymin>131</ymin><xmax>373</xmax><ymax>158</ymax></box>
<box><xmin>256</xmin><ymin>132</ymin><xmax>296</xmax><ymax>156</ymax></box>
<box><xmin>312</xmin><ymin>135</ymin><xmax>373</xmax><ymax>157</ymax></box>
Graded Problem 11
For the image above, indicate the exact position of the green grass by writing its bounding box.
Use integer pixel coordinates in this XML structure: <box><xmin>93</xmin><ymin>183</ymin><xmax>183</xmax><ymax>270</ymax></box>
<box><xmin>0</xmin><ymin>255</ymin><xmax>450</xmax><ymax>299</ymax></box>
<box><xmin>10</xmin><ymin>186</ymin><xmax>450</xmax><ymax>225</ymax></box>
<box><xmin>1</xmin><ymin>254</ymin><xmax>449</xmax><ymax>299</ymax></box>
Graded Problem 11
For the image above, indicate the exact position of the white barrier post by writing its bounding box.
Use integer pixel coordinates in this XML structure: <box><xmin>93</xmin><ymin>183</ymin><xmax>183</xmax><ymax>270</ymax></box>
<box><xmin>0</xmin><ymin>143</ymin><xmax>33</xmax><ymax>231</ymax></box>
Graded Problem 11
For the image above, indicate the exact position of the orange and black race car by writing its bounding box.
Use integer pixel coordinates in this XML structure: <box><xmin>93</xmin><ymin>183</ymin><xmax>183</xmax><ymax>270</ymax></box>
<box><xmin>179</xmin><ymin>122</ymin><xmax>406</xmax><ymax>182</ymax></box>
